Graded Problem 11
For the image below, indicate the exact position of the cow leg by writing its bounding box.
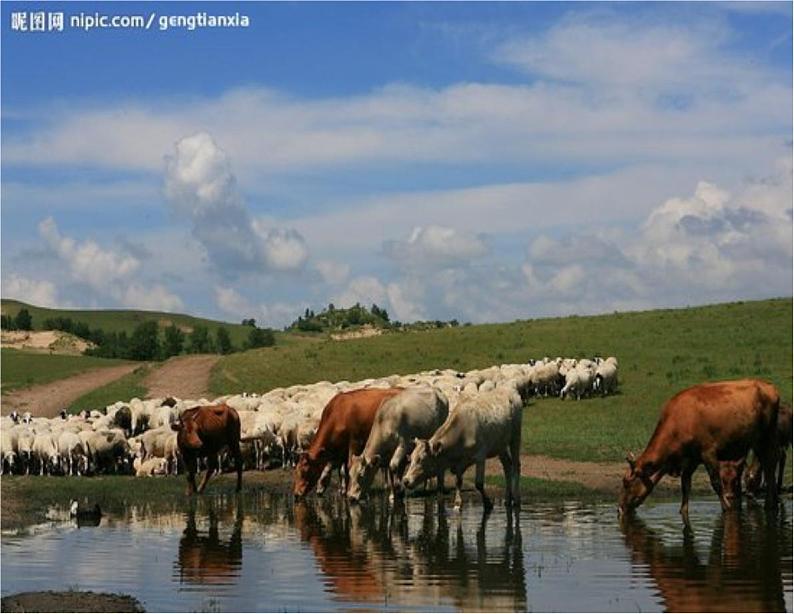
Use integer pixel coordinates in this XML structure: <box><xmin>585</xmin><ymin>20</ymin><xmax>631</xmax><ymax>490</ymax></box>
<box><xmin>510</xmin><ymin>429</ymin><xmax>522</xmax><ymax>509</ymax></box>
<box><xmin>777</xmin><ymin>449</ymin><xmax>786</xmax><ymax>494</ymax></box>
<box><xmin>185</xmin><ymin>455</ymin><xmax>199</xmax><ymax>495</ymax></box>
<box><xmin>499</xmin><ymin>452</ymin><xmax>513</xmax><ymax>507</ymax></box>
<box><xmin>234</xmin><ymin>445</ymin><xmax>243</xmax><ymax>492</ymax></box>
<box><xmin>475</xmin><ymin>460</ymin><xmax>493</xmax><ymax>513</ymax></box>
<box><xmin>680</xmin><ymin>465</ymin><xmax>695</xmax><ymax>524</ymax></box>
<box><xmin>198</xmin><ymin>455</ymin><xmax>217</xmax><ymax>494</ymax></box>
<box><xmin>453</xmin><ymin>471</ymin><xmax>464</xmax><ymax>510</ymax></box>
<box><xmin>436</xmin><ymin>468</ymin><xmax>445</xmax><ymax>498</ymax></box>
<box><xmin>754</xmin><ymin>435</ymin><xmax>779</xmax><ymax>509</ymax></box>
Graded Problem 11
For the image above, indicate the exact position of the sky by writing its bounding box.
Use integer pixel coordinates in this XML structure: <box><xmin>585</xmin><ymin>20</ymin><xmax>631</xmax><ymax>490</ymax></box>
<box><xmin>2</xmin><ymin>1</ymin><xmax>792</xmax><ymax>327</ymax></box>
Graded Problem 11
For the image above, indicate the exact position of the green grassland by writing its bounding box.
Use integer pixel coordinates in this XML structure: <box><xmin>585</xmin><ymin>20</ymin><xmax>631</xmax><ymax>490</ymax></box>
<box><xmin>211</xmin><ymin>298</ymin><xmax>792</xmax><ymax>463</ymax></box>
<box><xmin>1</xmin><ymin>299</ymin><xmax>260</xmax><ymax>348</ymax></box>
<box><xmin>0</xmin><ymin>348</ymin><xmax>131</xmax><ymax>393</ymax></box>
<box><xmin>67</xmin><ymin>364</ymin><xmax>153</xmax><ymax>412</ymax></box>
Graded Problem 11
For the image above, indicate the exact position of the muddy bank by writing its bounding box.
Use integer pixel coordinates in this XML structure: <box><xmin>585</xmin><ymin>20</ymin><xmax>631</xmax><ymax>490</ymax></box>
<box><xmin>1</xmin><ymin>591</ymin><xmax>144</xmax><ymax>613</ymax></box>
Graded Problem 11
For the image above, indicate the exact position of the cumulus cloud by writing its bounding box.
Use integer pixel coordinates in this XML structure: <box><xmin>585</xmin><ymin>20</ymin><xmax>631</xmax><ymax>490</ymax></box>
<box><xmin>315</xmin><ymin>260</ymin><xmax>351</xmax><ymax>285</ymax></box>
<box><xmin>121</xmin><ymin>283</ymin><xmax>184</xmax><ymax>312</ymax></box>
<box><xmin>39</xmin><ymin>216</ymin><xmax>139</xmax><ymax>287</ymax></box>
<box><xmin>164</xmin><ymin>132</ymin><xmax>308</xmax><ymax>274</ymax></box>
<box><xmin>386</xmin><ymin>281</ymin><xmax>426</xmax><ymax>322</ymax></box>
<box><xmin>36</xmin><ymin>217</ymin><xmax>184</xmax><ymax>312</ymax></box>
<box><xmin>2</xmin><ymin>274</ymin><xmax>60</xmax><ymax>308</ymax></box>
<box><xmin>333</xmin><ymin>276</ymin><xmax>388</xmax><ymax>309</ymax></box>
<box><xmin>384</xmin><ymin>225</ymin><xmax>488</xmax><ymax>267</ymax></box>
<box><xmin>214</xmin><ymin>285</ymin><xmax>254</xmax><ymax>318</ymax></box>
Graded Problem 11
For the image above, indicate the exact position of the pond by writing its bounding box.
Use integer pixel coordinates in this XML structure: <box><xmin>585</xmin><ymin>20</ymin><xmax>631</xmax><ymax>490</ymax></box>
<box><xmin>2</xmin><ymin>492</ymin><xmax>791</xmax><ymax>612</ymax></box>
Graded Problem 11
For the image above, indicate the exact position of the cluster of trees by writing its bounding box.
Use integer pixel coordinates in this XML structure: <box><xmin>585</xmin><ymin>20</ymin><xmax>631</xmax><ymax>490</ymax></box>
<box><xmin>1</xmin><ymin>309</ymin><xmax>33</xmax><ymax>331</ymax></box>
<box><xmin>289</xmin><ymin>303</ymin><xmax>391</xmax><ymax>332</ymax></box>
<box><xmin>86</xmin><ymin>321</ymin><xmax>275</xmax><ymax>361</ymax></box>
<box><xmin>0</xmin><ymin>311</ymin><xmax>275</xmax><ymax>361</ymax></box>
<box><xmin>287</xmin><ymin>303</ymin><xmax>463</xmax><ymax>333</ymax></box>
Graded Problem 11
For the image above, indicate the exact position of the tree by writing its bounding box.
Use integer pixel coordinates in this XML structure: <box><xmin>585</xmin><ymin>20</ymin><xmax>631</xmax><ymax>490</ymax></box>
<box><xmin>1</xmin><ymin>315</ymin><xmax>16</xmax><ymax>331</ymax></box>
<box><xmin>216</xmin><ymin>327</ymin><xmax>233</xmax><ymax>355</ymax></box>
<box><xmin>128</xmin><ymin>321</ymin><xmax>160</xmax><ymax>361</ymax></box>
<box><xmin>14</xmin><ymin>309</ymin><xmax>32</xmax><ymax>331</ymax></box>
<box><xmin>241</xmin><ymin>318</ymin><xmax>256</xmax><ymax>327</ymax></box>
<box><xmin>189</xmin><ymin>325</ymin><xmax>211</xmax><ymax>353</ymax></box>
<box><xmin>163</xmin><ymin>324</ymin><xmax>185</xmax><ymax>358</ymax></box>
<box><xmin>246</xmin><ymin>327</ymin><xmax>275</xmax><ymax>349</ymax></box>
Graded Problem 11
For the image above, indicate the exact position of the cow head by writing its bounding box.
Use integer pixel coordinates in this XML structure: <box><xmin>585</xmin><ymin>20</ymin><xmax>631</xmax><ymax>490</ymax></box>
<box><xmin>293</xmin><ymin>451</ymin><xmax>325</xmax><ymax>498</ymax></box>
<box><xmin>172</xmin><ymin>416</ymin><xmax>203</xmax><ymax>450</ymax></box>
<box><xmin>618</xmin><ymin>452</ymin><xmax>657</xmax><ymax>516</ymax></box>
<box><xmin>718</xmin><ymin>458</ymin><xmax>746</xmax><ymax>510</ymax></box>
<box><xmin>347</xmin><ymin>454</ymin><xmax>381</xmax><ymax>503</ymax></box>
<box><xmin>402</xmin><ymin>438</ymin><xmax>440</xmax><ymax>490</ymax></box>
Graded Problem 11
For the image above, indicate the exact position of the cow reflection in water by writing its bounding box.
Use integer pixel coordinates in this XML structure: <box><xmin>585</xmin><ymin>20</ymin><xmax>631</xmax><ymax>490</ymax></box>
<box><xmin>620</xmin><ymin>507</ymin><xmax>789</xmax><ymax>612</ymax></box>
<box><xmin>176</xmin><ymin>499</ymin><xmax>243</xmax><ymax>585</ymax></box>
<box><xmin>295</xmin><ymin>495</ymin><xmax>526</xmax><ymax>610</ymax></box>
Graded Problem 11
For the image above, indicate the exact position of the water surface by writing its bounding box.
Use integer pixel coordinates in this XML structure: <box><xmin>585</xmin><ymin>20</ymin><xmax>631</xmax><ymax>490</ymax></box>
<box><xmin>2</xmin><ymin>492</ymin><xmax>791</xmax><ymax>612</ymax></box>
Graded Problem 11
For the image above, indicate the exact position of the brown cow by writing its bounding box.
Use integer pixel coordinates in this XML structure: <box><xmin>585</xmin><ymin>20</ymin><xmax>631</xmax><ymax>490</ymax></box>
<box><xmin>171</xmin><ymin>404</ymin><xmax>243</xmax><ymax>495</ymax></box>
<box><xmin>293</xmin><ymin>388</ymin><xmax>403</xmax><ymax>497</ymax></box>
<box><xmin>618</xmin><ymin>379</ymin><xmax>780</xmax><ymax>522</ymax></box>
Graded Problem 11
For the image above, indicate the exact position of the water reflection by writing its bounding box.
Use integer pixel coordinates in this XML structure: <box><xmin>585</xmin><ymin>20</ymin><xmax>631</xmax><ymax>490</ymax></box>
<box><xmin>621</xmin><ymin>505</ymin><xmax>791</xmax><ymax>612</ymax></box>
<box><xmin>175</xmin><ymin>499</ymin><xmax>243</xmax><ymax>586</ymax></box>
<box><xmin>293</xmin><ymin>496</ymin><xmax>527</xmax><ymax>611</ymax></box>
<box><xmin>1</xmin><ymin>492</ymin><xmax>790</xmax><ymax>612</ymax></box>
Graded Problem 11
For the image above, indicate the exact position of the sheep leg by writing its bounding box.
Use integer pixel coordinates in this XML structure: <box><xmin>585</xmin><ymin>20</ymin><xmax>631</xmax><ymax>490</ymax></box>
<box><xmin>498</xmin><ymin>452</ymin><xmax>513</xmax><ymax>507</ymax></box>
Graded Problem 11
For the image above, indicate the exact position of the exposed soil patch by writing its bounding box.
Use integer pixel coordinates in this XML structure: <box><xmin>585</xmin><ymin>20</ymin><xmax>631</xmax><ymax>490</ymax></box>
<box><xmin>1</xmin><ymin>330</ymin><xmax>94</xmax><ymax>355</ymax></box>
<box><xmin>1</xmin><ymin>364</ymin><xmax>141</xmax><ymax>418</ymax></box>
<box><xmin>330</xmin><ymin>324</ymin><xmax>383</xmax><ymax>341</ymax></box>
<box><xmin>486</xmin><ymin>453</ymin><xmax>713</xmax><ymax>495</ymax></box>
<box><xmin>143</xmin><ymin>354</ymin><xmax>219</xmax><ymax>399</ymax></box>
<box><xmin>1</xmin><ymin>591</ymin><xmax>144</xmax><ymax>613</ymax></box>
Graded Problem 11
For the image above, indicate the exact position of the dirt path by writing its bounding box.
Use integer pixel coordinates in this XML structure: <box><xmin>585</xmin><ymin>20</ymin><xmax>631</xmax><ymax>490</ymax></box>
<box><xmin>143</xmin><ymin>354</ymin><xmax>219</xmax><ymax>400</ymax></box>
<box><xmin>1</xmin><ymin>364</ymin><xmax>141</xmax><ymax>418</ymax></box>
<box><xmin>485</xmin><ymin>454</ymin><xmax>712</xmax><ymax>495</ymax></box>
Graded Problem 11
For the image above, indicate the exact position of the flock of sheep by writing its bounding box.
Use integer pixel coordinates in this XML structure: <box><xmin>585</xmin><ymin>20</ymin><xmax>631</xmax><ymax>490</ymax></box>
<box><xmin>0</xmin><ymin>356</ymin><xmax>618</xmax><ymax>478</ymax></box>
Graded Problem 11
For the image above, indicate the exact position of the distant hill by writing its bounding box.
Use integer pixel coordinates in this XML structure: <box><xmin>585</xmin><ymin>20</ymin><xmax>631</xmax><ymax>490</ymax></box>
<box><xmin>1</xmin><ymin>299</ymin><xmax>259</xmax><ymax>348</ymax></box>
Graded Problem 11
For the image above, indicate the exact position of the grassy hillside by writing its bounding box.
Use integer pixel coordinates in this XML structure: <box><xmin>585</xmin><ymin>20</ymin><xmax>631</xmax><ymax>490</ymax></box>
<box><xmin>211</xmin><ymin>298</ymin><xmax>792</xmax><ymax>463</ymax></box>
<box><xmin>1</xmin><ymin>299</ymin><xmax>259</xmax><ymax>347</ymax></box>
<box><xmin>1</xmin><ymin>349</ymin><xmax>131</xmax><ymax>392</ymax></box>
<box><xmin>67</xmin><ymin>364</ymin><xmax>152</xmax><ymax>412</ymax></box>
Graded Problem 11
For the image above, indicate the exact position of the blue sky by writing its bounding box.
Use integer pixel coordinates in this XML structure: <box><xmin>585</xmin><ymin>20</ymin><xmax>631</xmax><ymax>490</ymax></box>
<box><xmin>2</xmin><ymin>1</ymin><xmax>792</xmax><ymax>326</ymax></box>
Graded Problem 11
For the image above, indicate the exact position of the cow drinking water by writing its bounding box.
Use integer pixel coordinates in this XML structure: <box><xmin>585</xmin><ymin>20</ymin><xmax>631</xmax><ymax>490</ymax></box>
<box><xmin>618</xmin><ymin>379</ymin><xmax>780</xmax><ymax>522</ymax></box>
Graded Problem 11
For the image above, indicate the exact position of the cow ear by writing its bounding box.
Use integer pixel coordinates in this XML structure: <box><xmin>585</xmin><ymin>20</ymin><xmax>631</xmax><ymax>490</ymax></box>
<box><xmin>430</xmin><ymin>440</ymin><xmax>442</xmax><ymax>456</ymax></box>
<box><xmin>170</xmin><ymin>422</ymin><xmax>180</xmax><ymax>432</ymax></box>
<box><xmin>625</xmin><ymin>451</ymin><xmax>636</xmax><ymax>470</ymax></box>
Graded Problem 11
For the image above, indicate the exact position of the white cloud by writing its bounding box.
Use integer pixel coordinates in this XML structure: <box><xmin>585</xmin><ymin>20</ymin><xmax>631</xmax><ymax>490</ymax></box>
<box><xmin>164</xmin><ymin>132</ymin><xmax>309</xmax><ymax>274</ymax></box>
<box><xmin>35</xmin><ymin>217</ymin><xmax>185</xmax><ymax>312</ymax></box>
<box><xmin>38</xmin><ymin>217</ymin><xmax>140</xmax><ymax>287</ymax></box>
<box><xmin>315</xmin><ymin>260</ymin><xmax>351</xmax><ymax>285</ymax></box>
<box><xmin>2</xmin><ymin>274</ymin><xmax>60</xmax><ymax>308</ymax></box>
<box><xmin>214</xmin><ymin>286</ymin><xmax>254</xmax><ymax>318</ymax></box>
<box><xmin>333</xmin><ymin>276</ymin><xmax>388</xmax><ymax>309</ymax></box>
<box><xmin>384</xmin><ymin>225</ymin><xmax>488</xmax><ymax>267</ymax></box>
<box><xmin>120</xmin><ymin>283</ymin><xmax>184</xmax><ymax>312</ymax></box>
<box><xmin>259</xmin><ymin>301</ymin><xmax>304</xmax><ymax>329</ymax></box>
<box><xmin>386</xmin><ymin>281</ymin><xmax>426</xmax><ymax>322</ymax></box>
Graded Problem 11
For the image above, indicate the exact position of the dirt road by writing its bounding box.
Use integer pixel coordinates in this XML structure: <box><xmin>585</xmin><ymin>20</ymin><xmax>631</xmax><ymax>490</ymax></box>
<box><xmin>1</xmin><ymin>364</ymin><xmax>141</xmax><ymax>418</ymax></box>
<box><xmin>143</xmin><ymin>354</ymin><xmax>219</xmax><ymax>400</ymax></box>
